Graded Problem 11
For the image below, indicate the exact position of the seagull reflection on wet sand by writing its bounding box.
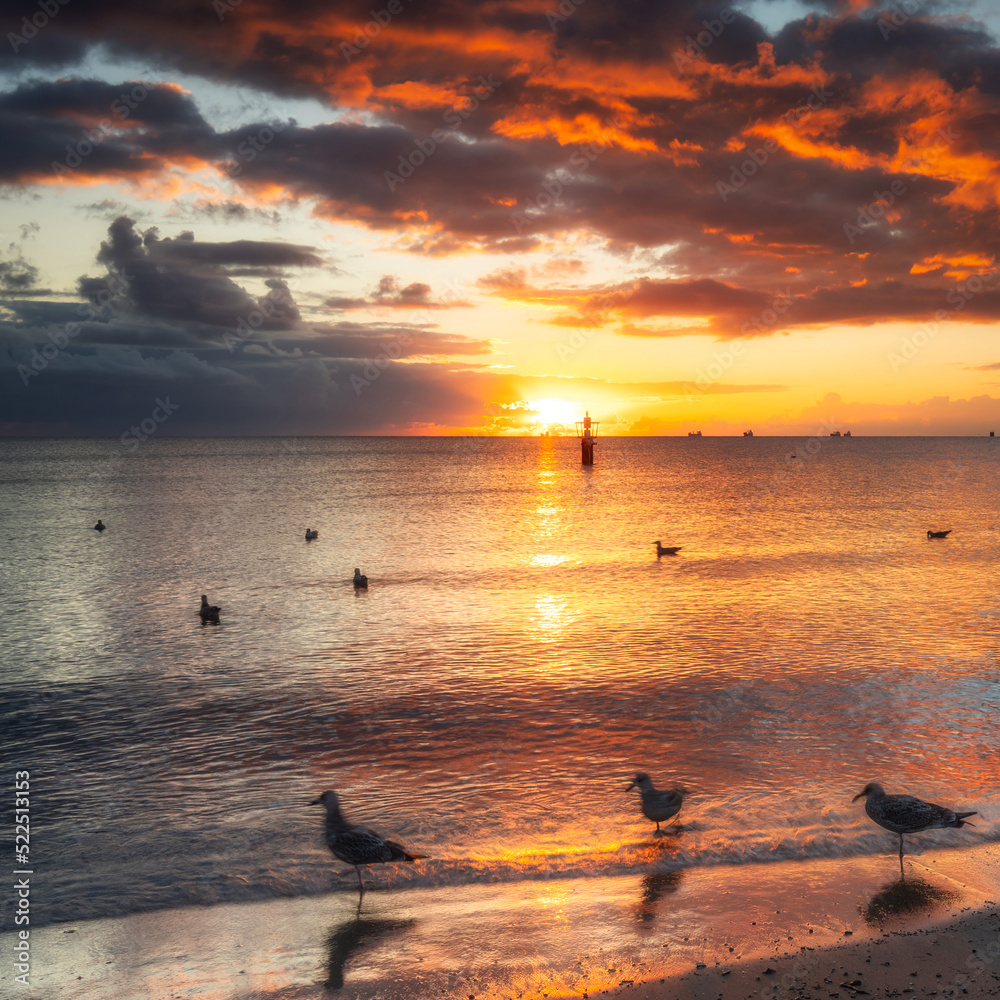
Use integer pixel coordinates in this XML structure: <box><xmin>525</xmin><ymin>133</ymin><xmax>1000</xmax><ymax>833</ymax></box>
<box><xmin>323</xmin><ymin>912</ymin><xmax>416</xmax><ymax>990</ymax></box>
<box><xmin>861</xmin><ymin>870</ymin><xmax>958</xmax><ymax>927</ymax></box>
<box><xmin>635</xmin><ymin>870</ymin><xmax>684</xmax><ymax>922</ymax></box>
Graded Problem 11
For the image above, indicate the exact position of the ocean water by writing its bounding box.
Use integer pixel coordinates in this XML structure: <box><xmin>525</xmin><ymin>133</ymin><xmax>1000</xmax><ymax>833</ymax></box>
<box><xmin>1</xmin><ymin>435</ymin><xmax>998</xmax><ymax>931</ymax></box>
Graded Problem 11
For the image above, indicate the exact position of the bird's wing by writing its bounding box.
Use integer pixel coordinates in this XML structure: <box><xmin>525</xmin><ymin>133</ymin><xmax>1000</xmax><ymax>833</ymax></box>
<box><xmin>881</xmin><ymin>794</ymin><xmax>941</xmax><ymax>829</ymax></box>
<box><xmin>334</xmin><ymin>828</ymin><xmax>394</xmax><ymax>863</ymax></box>
<box><xmin>383</xmin><ymin>838</ymin><xmax>424</xmax><ymax>861</ymax></box>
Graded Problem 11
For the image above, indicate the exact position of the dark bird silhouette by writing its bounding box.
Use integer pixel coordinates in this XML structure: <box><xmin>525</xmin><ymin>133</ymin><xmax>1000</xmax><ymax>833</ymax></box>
<box><xmin>311</xmin><ymin>790</ymin><xmax>425</xmax><ymax>894</ymax></box>
<box><xmin>852</xmin><ymin>782</ymin><xmax>976</xmax><ymax>859</ymax></box>
<box><xmin>305</xmin><ymin>529</ymin><xmax>319</xmax><ymax>540</ymax></box>
<box><xmin>94</xmin><ymin>520</ymin><xmax>106</xmax><ymax>531</ymax></box>
<box><xmin>627</xmin><ymin>772</ymin><xmax>686</xmax><ymax>835</ymax></box>
<box><xmin>927</xmin><ymin>529</ymin><xmax>952</xmax><ymax>539</ymax></box>
<box><xmin>653</xmin><ymin>541</ymin><xmax>682</xmax><ymax>556</ymax></box>
<box><xmin>199</xmin><ymin>595</ymin><xmax>220</xmax><ymax>622</ymax></box>
<box><xmin>353</xmin><ymin>568</ymin><xmax>368</xmax><ymax>589</ymax></box>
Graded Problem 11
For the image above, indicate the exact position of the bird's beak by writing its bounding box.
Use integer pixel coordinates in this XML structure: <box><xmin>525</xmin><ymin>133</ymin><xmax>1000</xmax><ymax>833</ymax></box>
<box><xmin>625</xmin><ymin>781</ymin><xmax>636</xmax><ymax>792</ymax></box>
<box><xmin>309</xmin><ymin>798</ymin><xmax>321</xmax><ymax>805</ymax></box>
<box><xmin>851</xmin><ymin>792</ymin><xmax>865</xmax><ymax>802</ymax></box>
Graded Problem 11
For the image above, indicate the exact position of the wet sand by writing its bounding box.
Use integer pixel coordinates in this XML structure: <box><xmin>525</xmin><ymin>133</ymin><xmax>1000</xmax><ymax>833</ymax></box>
<box><xmin>13</xmin><ymin>845</ymin><xmax>1000</xmax><ymax>999</ymax></box>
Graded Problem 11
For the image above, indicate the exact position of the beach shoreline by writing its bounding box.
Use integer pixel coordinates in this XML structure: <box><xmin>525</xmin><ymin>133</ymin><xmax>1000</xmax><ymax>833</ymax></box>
<box><xmin>10</xmin><ymin>845</ymin><xmax>998</xmax><ymax>999</ymax></box>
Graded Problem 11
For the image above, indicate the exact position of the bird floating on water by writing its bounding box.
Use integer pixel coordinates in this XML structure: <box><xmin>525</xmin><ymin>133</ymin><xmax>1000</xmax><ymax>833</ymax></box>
<box><xmin>927</xmin><ymin>529</ymin><xmax>952</xmax><ymax>539</ymax></box>
<box><xmin>310</xmin><ymin>789</ymin><xmax>425</xmax><ymax>893</ymax></box>
<box><xmin>627</xmin><ymin>772</ymin><xmax>686</xmax><ymax>835</ymax></box>
<box><xmin>94</xmin><ymin>519</ymin><xmax>106</xmax><ymax>532</ymax></box>
<box><xmin>852</xmin><ymin>782</ymin><xmax>976</xmax><ymax>859</ymax></box>
<box><xmin>199</xmin><ymin>595</ymin><xmax>220</xmax><ymax>622</ymax></box>
<box><xmin>353</xmin><ymin>568</ymin><xmax>368</xmax><ymax>589</ymax></box>
<box><xmin>305</xmin><ymin>529</ymin><xmax>319</xmax><ymax>540</ymax></box>
<box><xmin>653</xmin><ymin>541</ymin><xmax>682</xmax><ymax>557</ymax></box>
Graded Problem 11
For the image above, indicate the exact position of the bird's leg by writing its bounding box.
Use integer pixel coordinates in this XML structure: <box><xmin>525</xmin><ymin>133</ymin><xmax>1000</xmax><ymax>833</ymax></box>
<box><xmin>654</xmin><ymin>821</ymin><xmax>664</xmax><ymax>837</ymax></box>
<box><xmin>898</xmin><ymin>834</ymin><xmax>904</xmax><ymax>861</ymax></box>
<box><xmin>355</xmin><ymin>865</ymin><xmax>366</xmax><ymax>896</ymax></box>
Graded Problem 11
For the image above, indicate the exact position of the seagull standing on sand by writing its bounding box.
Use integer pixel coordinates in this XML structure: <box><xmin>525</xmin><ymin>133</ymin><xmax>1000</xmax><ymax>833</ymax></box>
<box><xmin>852</xmin><ymin>783</ymin><xmax>976</xmax><ymax>859</ymax></box>
<box><xmin>653</xmin><ymin>541</ymin><xmax>682</xmax><ymax>556</ymax></box>
<box><xmin>305</xmin><ymin>529</ymin><xmax>319</xmax><ymax>541</ymax></box>
<box><xmin>353</xmin><ymin>568</ymin><xmax>368</xmax><ymax>589</ymax></box>
<box><xmin>310</xmin><ymin>790</ymin><xmax>425</xmax><ymax>893</ymax></box>
<box><xmin>627</xmin><ymin>773</ymin><xmax>686</xmax><ymax>835</ymax></box>
<box><xmin>94</xmin><ymin>519</ymin><xmax>106</xmax><ymax>531</ymax></box>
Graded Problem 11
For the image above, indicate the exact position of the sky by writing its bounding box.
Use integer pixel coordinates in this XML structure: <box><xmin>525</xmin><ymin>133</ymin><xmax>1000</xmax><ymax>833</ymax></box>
<box><xmin>1</xmin><ymin>0</ymin><xmax>1000</xmax><ymax>436</ymax></box>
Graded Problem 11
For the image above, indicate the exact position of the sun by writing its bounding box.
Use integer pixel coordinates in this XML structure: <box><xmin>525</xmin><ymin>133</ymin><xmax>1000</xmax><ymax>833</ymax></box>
<box><xmin>527</xmin><ymin>398</ymin><xmax>583</xmax><ymax>429</ymax></box>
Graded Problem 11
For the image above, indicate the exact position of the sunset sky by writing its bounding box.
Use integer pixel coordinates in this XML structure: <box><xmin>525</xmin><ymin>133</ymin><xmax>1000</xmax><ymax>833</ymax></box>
<box><xmin>2</xmin><ymin>0</ymin><xmax>1000</xmax><ymax>435</ymax></box>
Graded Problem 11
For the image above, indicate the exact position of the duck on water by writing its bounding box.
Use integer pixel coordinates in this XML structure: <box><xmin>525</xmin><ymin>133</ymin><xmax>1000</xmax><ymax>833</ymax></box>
<box><xmin>199</xmin><ymin>595</ymin><xmax>221</xmax><ymax>622</ymax></box>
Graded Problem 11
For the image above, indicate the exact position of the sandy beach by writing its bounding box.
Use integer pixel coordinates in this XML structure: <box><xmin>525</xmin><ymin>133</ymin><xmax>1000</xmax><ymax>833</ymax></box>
<box><xmin>13</xmin><ymin>844</ymin><xmax>998</xmax><ymax>1000</ymax></box>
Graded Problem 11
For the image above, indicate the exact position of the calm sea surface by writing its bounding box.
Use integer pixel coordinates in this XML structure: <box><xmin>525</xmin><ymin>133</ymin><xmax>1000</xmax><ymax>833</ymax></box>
<box><xmin>1</xmin><ymin>436</ymin><xmax>998</xmax><ymax>928</ymax></box>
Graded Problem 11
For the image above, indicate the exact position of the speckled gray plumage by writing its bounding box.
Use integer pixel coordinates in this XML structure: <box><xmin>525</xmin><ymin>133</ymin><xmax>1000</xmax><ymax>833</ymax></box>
<box><xmin>628</xmin><ymin>773</ymin><xmax>685</xmax><ymax>833</ymax></box>
<box><xmin>853</xmin><ymin>782</ymin><xmax>976</xmax><ymax>858</ymax></box>
<box><xmin>311</xmin><ymin>790</ymin><xmax>423</xmax><ymax>890</ymax></box>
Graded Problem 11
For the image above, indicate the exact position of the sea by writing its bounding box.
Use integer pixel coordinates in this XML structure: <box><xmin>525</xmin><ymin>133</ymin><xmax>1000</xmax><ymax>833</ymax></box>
<box><xmin>1</xmin><ymin>436</ymin><xmax>998</xmax><ymax>959</ymax></box>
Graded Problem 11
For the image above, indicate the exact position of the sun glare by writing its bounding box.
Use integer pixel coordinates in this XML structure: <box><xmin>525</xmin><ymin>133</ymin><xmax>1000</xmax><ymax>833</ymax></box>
<box><xmin>527</xmin><ymin>398</ymin><xmax>582</xmax><ymax>429</ymax></box>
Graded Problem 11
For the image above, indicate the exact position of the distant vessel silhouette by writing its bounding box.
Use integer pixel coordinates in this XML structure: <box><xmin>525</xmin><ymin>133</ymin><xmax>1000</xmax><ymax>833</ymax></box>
<box><xmin>687</xmin><ymin>430</ymin><xmax>702</xmax><ymax>437</ymax></box>
<box><xmin>830</xmin><ymin>430</ymin><xmax>841</xmax><ymax>437</ymax></box>
<box><xmin>743</xmin><ymin>430</ymin><xmax>753</xmax><ymax>437</ymax></box>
